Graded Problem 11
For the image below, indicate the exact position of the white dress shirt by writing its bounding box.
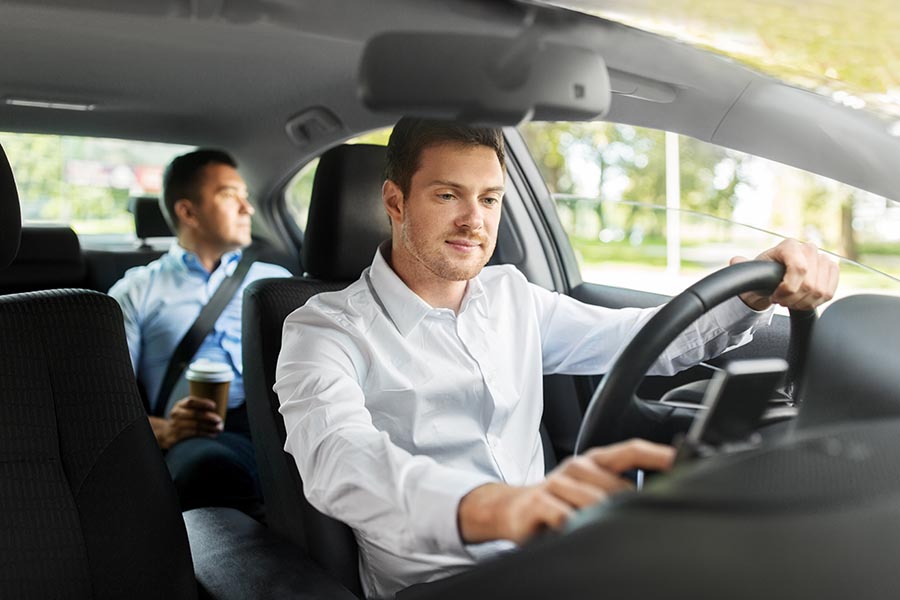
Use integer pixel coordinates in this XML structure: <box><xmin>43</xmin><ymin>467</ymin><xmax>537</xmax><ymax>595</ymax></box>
<box><xmin>274</xmin><ymin>248</ymin><xmax>772</xmax><ymax>599</ymax></box>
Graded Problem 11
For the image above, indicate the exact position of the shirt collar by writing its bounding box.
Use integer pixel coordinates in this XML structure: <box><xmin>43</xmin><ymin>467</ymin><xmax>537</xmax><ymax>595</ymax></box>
<box><xmin>168</xmin><ymin>243</ymin><xmax>242</xmax><ymax>277</ymax></box>
<box><xmin>367</xmin><ymin>243</ymin><xmax>488</xmax><ymax>337</ymax></box>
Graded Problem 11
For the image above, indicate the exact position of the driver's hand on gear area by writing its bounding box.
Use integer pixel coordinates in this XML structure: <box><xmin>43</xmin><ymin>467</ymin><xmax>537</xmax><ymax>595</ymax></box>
<box><xmin>458</xmin><ymin>439</ymin><xmax>675</xmax><ymax>545</ymax></box>
<box><xmin>730</xmin><ymin>238</ymin><xmax>839</xmax><ymax>312</ymax></box>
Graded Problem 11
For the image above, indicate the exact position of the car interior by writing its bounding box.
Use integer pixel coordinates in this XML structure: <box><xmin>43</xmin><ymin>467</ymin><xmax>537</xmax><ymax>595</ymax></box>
<box><xmin>3</xmin><ymin>0</ymin><xmax>900</xmax><ymax>598</ymax></box>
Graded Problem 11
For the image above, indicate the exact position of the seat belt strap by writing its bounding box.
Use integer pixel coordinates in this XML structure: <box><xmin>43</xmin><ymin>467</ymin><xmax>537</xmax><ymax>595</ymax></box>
<box><xmin>151</xmin><ymin>249</ymin><xmax>256</xmax><ymax>417</ymax></box>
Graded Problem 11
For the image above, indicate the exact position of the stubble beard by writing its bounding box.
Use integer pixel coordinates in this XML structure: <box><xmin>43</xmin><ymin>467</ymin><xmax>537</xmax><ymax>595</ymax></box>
<box><xmin>401</xmin><ymin>219</ymin><xmax>493</xmax><ymax>282</ymax></box>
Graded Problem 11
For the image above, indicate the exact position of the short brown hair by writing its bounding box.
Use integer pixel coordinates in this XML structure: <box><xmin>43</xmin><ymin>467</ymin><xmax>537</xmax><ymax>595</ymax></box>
<box><xmin>385</xmin><ymin>117</ymin><xmax>505</xmax><ymax>197</ymax></box>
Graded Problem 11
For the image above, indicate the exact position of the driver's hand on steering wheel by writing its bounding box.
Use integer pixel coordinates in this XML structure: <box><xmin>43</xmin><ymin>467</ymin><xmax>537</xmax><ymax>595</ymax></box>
<box><xmin>730</xmin><ymin>239</ymin><xmax>839</xmax><ymax>312</ymax></box>
<box><xmin>457</xmin><ymin>439</ymin><xmax>675</xmax><ymax>546</ymax></box>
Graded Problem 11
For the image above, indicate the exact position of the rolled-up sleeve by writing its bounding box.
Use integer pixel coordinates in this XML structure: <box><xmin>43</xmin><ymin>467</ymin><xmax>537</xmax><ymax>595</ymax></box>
<box><xmin>531</xmin><ymin>282</ymin><xmax>773</xmax><ymax>377</ymax></box>
<box><xmin>274</xmin><ymin>310</ymin><xmax>495</xmax><ymax>558</ymax></box>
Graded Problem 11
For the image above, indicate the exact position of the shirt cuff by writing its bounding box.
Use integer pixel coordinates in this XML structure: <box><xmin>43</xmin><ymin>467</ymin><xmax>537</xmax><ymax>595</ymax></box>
<box><xmin>408</xmin><ymin>467</ymin><xmax>497</xmax><ymax>557</ymax></box>
<box><xmin>712</xmin><ymin>296</ymin><xmax>774</xmax><ymax>332</ymax></box>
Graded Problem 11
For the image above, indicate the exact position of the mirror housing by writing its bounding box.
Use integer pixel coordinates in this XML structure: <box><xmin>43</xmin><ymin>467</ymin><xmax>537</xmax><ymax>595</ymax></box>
<box><xmin>358</xmin><ymin>31</ymin><xmax>611</xmax><ymax>126</ymax></box>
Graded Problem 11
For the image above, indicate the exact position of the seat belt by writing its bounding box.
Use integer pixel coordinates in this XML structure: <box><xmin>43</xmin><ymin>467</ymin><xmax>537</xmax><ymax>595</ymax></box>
<box><xmin>151</xmin><ymin>249</ymin><xmax>256</xmax><ymax>417</ymax></box>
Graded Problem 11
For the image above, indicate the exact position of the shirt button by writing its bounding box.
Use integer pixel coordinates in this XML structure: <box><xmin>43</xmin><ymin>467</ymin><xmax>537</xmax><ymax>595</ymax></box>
<box><xmin>487</xmin><ymin>434</ymin><xmax>499</xmax><ymax>448</ymax></box>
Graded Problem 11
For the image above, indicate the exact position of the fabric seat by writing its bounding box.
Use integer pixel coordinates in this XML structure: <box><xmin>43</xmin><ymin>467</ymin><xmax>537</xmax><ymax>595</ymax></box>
<box><xmin>83</xmin><ymin>196</ymin><xmax>170</xmax><ymax>292</ymax></box>
<box><xmin>0</xmin><ymin>226</ymin><xmax>87</xmax><ymax>294</ymax></box>
<box><xmin>0</xmin><ymin>143</ymin><xmax>198</xmax><ymax>599</ymax></box>
<box><xmin>242</xmin><ymin>143</ymin><xmax>391</xmax><ymax>597</ymax></box>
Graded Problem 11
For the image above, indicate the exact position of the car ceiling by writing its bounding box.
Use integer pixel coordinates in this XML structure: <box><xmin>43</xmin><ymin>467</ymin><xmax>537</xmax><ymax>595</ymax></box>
<box><xmin>2</xmin><ymin>0</ymin><xmax>898</xmax><ymax>218</ymax></box>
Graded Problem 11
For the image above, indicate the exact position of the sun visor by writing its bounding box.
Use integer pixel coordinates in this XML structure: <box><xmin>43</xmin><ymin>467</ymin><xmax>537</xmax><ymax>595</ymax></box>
<box><xmin>358</xmin><ymin>31</ymin><xmax>611</xmax><ymax>126</ymax></box>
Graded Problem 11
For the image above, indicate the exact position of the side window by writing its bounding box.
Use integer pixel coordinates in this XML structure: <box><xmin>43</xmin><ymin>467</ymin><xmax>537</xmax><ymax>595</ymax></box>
<box><xmin>0</xmin><ymin>132</ymin><xmax>192</xmax><ymax>248</ymax></box>
<box><xmin>284</xmin><ymin>128</ymin><xmax>392</xmax><ymax>232</ymax></box>
<box><xmin>519</xmin><ymin>121</ymin><xmax>900</xmax><ymax>304</ymax></box>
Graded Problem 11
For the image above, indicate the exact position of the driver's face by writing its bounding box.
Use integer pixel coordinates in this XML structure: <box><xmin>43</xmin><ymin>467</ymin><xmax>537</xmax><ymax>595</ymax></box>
<box><xmin>389</xmin><ymin>142</ymin><xmax>505</xmax><ymax>282</ymax></box>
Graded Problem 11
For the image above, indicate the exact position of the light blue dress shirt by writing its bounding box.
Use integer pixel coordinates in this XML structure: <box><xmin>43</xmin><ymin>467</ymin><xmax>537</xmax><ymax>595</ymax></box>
<box><xmin>109</xmin><ymin>244</ymin><xmax>291</xmax><ymax>414</ymax></box>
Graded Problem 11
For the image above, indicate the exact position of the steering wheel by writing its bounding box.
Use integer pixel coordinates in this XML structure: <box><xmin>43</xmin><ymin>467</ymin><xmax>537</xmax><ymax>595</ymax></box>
<box><xmin>574</xmin><ymin>260</ymin><xmax>817</xmax><ymax>453</ymax></box>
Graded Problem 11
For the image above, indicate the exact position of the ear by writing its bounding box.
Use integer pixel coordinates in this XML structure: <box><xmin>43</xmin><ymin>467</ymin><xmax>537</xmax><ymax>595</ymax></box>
<box><xmin>382</xmin><ymin>180</ymin><xmax>404</xmax><ymax>225</ymax></box>
<box><xmin>173</xmin><ymin>198</ymin><xmax>199</xmax><ymax>230</ymax></box>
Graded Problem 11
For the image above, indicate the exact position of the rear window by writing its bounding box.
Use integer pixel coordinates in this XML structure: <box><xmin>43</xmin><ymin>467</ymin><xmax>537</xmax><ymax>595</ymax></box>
<box><xmin>0</xmin><ymin>132</ymin><xmax>193</xmax><ymax>248</ymax></box>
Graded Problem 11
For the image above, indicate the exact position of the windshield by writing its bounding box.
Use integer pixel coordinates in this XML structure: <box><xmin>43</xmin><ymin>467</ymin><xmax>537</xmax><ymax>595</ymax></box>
<box><xmin>532</xmin><ymin>0</ymin><xmax>900</xmax><ymax>126</ymax></box>
<box><xmin>520</xmin><ymin>120</ymin><xmax>900</xmax><ymax>304</ymax></box>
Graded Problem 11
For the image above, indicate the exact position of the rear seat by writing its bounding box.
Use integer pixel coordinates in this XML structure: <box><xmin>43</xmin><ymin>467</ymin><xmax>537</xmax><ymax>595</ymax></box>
<box><xmin>1</xmin><ymin>196</ymin><xmax>300</xmax><ymax>295</ymax></box>
<box><xmin>84</xmin><ymin>196</ymin><xmax>170</xmax><ymax>292</ymax></box>
<box><xmin>0</xmin><ymin>226</ymin><xmax>87</xmax><ymax>294</ymax></box>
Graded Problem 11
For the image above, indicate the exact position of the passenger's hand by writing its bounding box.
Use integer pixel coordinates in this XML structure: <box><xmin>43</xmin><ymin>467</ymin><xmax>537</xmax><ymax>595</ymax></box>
<box><xmin>730</xmin><ymin>239</ymin><xmax>839</xmax><ymax>312</ymax></box>
<box><xmin>148</xmin><ymin>396</ymin><xmax>223</xmax><ymax>450</ymax></box>
<box><xmin>458</xmin><ymin>439</ymin><xmax>675</xmax><ymax>545</ymax></box>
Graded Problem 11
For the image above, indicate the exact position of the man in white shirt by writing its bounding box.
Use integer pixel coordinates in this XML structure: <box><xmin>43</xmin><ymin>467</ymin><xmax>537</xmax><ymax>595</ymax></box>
<box><xmin>274</xmin><ymin>119</ymin><xmax>838</xmax><ymax>598</ymax></box>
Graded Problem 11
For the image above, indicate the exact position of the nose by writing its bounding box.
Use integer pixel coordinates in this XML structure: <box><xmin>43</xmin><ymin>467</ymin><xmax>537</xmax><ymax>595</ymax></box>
<box><xmin>239</xmin><ymin>195</ymin><xmax>255</xmax><ymax>216</ymax></box>
<box><xmin>455</xmin><ymin>196</ymin><xmax>483</xmax><ymax>231</ymax></box>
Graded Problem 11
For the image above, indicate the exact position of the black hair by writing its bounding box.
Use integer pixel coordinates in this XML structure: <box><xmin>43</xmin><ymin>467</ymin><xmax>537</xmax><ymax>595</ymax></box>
<box><xmin>161</xmin><ymin>148</ymin><xmax>237</xmax><ymax>230</ymax></box>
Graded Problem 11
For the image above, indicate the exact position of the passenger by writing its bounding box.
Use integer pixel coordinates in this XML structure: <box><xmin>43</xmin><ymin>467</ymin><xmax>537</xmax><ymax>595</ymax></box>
<box><xmin>110</xmin><ymin>148</ymin><xmax>290</xmax><ymax>518</ymax></box>
<box><xmin>274</xmin><ymin>119</ymin><xmax>839</xmax><ymax>598</ymax></box>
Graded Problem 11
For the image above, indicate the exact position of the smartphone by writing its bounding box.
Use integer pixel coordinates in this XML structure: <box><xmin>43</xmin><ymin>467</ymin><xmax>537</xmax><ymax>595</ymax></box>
<box><xmin>677</xmin><ymin>358</ymin><xmax>788</xmax><ymax>462</ymax></box>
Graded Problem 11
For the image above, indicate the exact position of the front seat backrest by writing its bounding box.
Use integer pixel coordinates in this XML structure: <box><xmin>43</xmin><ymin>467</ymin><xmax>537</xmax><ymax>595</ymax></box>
<box><xmin>0</xmin><ymin>142</ymin><xmax>198</xmax><ymax>599</ymax></box>
<box><xmin>243</xmin><ymin>143</ymin><xmax>391</xmax><ymax>597</ymax></box>
<box><xmin>0</xmin><ymin>144</ymin><xmax>20</xmax><ymax>269</ymax></box>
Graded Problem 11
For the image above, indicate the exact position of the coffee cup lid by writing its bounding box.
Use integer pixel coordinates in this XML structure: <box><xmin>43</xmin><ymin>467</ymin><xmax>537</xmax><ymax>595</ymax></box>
<box><xmin>185</xmin><ymin>359</ymin><xmax>234</xmax><ymax>383</ymax></box>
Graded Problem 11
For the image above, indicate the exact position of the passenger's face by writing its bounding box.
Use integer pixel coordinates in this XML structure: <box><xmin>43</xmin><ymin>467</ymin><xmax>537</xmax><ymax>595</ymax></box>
<box><xmin>188</xmin><ymin>163</ymin><xmax>254</xmax><ymax>250</ymax></box>
<box><xmin>390</xmin><ymin>143</ymin><xmax>505</xmax><ymax>282</ymax></box>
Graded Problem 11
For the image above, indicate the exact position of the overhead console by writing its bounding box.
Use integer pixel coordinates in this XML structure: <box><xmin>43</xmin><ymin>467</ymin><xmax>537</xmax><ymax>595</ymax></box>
<box><xmin>357</xmin><ymin>23</ymin><xmax>612</xmax><ymax>126</ymax></box>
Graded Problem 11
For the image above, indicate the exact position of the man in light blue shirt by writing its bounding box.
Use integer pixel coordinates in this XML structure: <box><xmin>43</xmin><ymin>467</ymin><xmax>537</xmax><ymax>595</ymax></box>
<box><xmin>109</xmin><ymin>148</ymin><xmax>290</xmax><ymax>516</ymax></box>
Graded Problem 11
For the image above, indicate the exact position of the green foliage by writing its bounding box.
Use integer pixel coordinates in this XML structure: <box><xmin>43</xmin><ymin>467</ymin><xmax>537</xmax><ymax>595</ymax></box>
<box><xmin>521</xmin><ymin>122</ymin><xmax>748</xmax><ymax>240</ymax></box>
<box><xmin>584</xmin><ymin>0</ymin><xmax>899</xmax><ymax>116</ymax></box>
<box><xmin>0</xmin><ymin>131</ymin><xmax>189</xmax><ymax>237</ymax></box>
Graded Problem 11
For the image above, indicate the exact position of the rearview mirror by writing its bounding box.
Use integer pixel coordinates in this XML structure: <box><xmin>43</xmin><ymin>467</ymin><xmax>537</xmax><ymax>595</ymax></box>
<box><xmin>358</xmin><ymin>31</ymin><xmax>611</xmax><ymax>126</ymax></box>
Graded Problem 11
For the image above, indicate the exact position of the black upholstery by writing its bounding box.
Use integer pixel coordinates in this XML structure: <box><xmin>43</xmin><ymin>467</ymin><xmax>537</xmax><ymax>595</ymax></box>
<box><xmin>131</xmin><ymin>195</ymin><xmax>174</xmax><ymax>240</ymax></box>
<box><xmin>84</xmin><ymin>248</ymin><xmax>165</xmax><ymax>292</ymax></box>
<box><xmin>302</xmin><ymin>143</ymin><xmax>391</xmax><ymax>279</ymax></box>
<box><xmin>243</xmin><ymin>143</ymin><xmax>391</xmax><ymax>596</ymax></box>
<box><xmin>243</xmin><ymin>277</ymin><xmax>361</xmax><ymax>594</ymax></box>
<box><xmin>185</xmin><ymin>506</ymin><xmax>357</xmax><ymax>600</ymax></box>
<box><xmin>796</xmin><ymin>294</ymin><xmax>900</xmax><ymax>429</ymax></box>
<box><xmin>0</xmin><ymin>142</ymin><xmax>197</xmax><ymax>598</ymax></box>
<box><xmin>0</xmin><ymin>226</ymin><xmax>87</xmax><ymax>294</ymax></box>
<box><xmin>0</xmin><ymin>144</ymin><xmax>20</xmax><ymax>269</ymax></box>
<box><xmin>0</xmin><ymin>291</ymin><xmax>198</xmax><ymax>599</ymax></box>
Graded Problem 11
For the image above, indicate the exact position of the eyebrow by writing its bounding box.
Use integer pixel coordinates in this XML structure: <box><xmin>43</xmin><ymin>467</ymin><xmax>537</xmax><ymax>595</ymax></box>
<box><xmin>428</xmin><ymin>179</ymin><xmax>505</xmax><ymax>194</ymax></box>
<box><xmin>215</xmin><ymin>184</ymin><xmax>247</xmax><ymax>194</ymax></box>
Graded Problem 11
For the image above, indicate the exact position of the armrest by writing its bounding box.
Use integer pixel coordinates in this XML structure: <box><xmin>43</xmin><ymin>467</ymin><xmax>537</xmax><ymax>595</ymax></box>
<box><xmin>183</xmin><ymin>507</ymin><xmax>358</xmax><ymax>600</ymax></box>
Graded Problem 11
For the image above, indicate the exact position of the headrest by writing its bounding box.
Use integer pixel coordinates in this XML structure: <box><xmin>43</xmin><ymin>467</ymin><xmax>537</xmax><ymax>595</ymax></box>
<box><xmin>129</xmin><ymin>196</ymin><xmax>173</xmax><ymax>239</ymax></box>
<box><xmin>0</xmin><ymin>227</ymin><xmax>86</xmax><ymax>294</ymax></box>
<box><xmin>0</xmin><ymin>143</ymin><xmax>22</xmax><ymax>270</ymax></box>
<box><xmin>795</xmin><ymin>295</ymin><xmax>900</xmax><ymax>429</ymax></box>
<box><xmin>302</xmin><ymin>144</ymin><xmax>391</xmax><ymax>280</ymax></box>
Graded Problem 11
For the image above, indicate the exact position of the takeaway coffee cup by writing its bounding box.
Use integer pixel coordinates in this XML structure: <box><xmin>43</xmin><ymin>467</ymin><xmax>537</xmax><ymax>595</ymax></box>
<box><xmin>185</xmin><ymin>359</ymin><xmax>233</xmax><ymax>421</ymax></box>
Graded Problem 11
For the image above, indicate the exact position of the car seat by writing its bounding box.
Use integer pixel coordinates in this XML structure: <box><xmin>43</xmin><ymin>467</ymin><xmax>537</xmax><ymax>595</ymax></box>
<box><xmin>242</xmin><ymin>143</ymin><xmax>390</xmax><ymax>597</ymax></box>
<box><xmin>0</xmin><ymin>226</ymin><xmax>87</xmax><ymax>294</ymax></box>
<box><xmin>0</xmin><ymin>144</ymin><xmax>199</xmax><ymax>598</ymax></box>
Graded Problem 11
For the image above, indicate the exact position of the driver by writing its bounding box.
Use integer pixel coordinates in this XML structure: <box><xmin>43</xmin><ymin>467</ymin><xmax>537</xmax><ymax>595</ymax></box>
<box><xmin>274</xmin><ymin>118</ymin><xmax>839</xmax><ymax>598</ymax></box>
